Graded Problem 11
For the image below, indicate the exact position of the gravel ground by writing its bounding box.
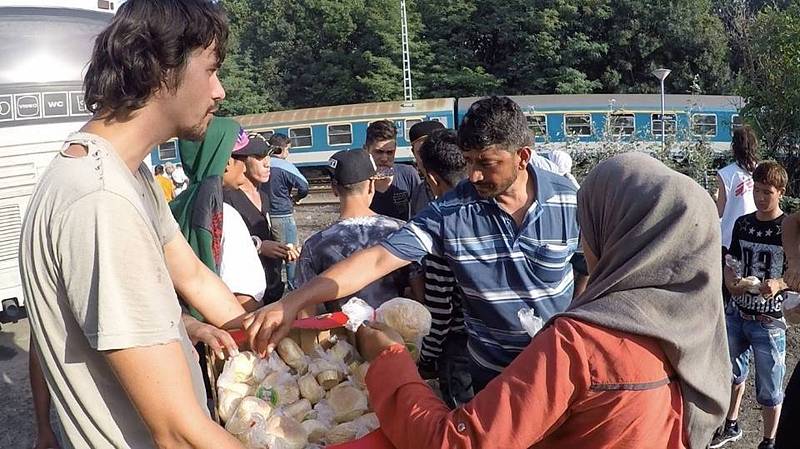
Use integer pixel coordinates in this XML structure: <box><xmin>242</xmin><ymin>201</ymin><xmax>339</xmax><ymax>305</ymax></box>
<box><xmin>1</xmin><ymin>203</ymin><xmax>797</xmax><ymax>448</ymax></box>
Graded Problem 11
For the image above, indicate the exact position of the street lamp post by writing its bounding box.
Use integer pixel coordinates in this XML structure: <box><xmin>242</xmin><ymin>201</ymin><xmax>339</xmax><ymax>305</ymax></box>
<box><xmin>652</xmin><ymin>68</ymin><xmax>671</xmax><ymax>151</ymax></box>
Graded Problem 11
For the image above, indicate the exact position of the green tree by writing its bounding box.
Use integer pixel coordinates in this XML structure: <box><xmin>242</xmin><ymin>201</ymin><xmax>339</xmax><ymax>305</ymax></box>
<box><xmin>739</xmin><ymin>4</ymin><xmax>800</xmax><ymax>152</ymax></box>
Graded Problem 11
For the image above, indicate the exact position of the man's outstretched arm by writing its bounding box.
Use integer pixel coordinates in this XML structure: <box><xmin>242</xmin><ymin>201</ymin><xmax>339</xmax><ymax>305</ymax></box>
<box><xmin>244</xmin><ymin>245</ymin><xmax>410</xmax><ymax>355</ymax></box>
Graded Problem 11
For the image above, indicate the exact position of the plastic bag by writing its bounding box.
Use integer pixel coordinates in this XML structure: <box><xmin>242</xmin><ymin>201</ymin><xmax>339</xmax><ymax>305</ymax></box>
<box><xmin>785</xmin><ymin>291</ymin><xmax>800</xmax><ymax>324</ymax></box>
<box><xmin>518</xmin><ymin>307</ymin><xmax>543</xmax><ymax>337</ymax></box>
<box><xmin>341</xmin><ymin>297</ymin><xmax>375</xmax><ymax>332</ymax></box>
<box><xmin>256</xmin><ymin>371</ymin><xmax>300</xmax><ymax>407</ymax></box>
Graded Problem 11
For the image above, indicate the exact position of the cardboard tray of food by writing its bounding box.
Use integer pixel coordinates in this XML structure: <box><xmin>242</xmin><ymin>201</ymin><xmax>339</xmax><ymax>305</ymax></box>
<box><xmin>206</xmin><ymin>312</ymin><xmax>395</xmax><ymax>449</ymax></box>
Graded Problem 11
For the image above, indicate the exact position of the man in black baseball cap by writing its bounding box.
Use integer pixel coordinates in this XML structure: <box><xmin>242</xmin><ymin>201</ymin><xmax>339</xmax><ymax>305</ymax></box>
<box><xmin>295</xmin><ymin>148</ymin><xmax>410</xmax><ymax>311</ymax></box>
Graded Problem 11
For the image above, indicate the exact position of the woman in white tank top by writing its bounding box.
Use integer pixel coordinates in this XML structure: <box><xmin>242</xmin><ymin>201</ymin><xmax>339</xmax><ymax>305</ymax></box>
<box><xmin>717</xmin><ymin>125</ymin><xmax>759</xmax><ymax>250</ymax></box>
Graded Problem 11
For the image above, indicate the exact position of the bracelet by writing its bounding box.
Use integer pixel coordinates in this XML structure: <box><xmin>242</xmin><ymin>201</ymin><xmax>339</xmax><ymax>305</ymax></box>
<box><xmin>251</xmin><ymin>235</ymin><xmax>262</xmax><ymax>251</ymax></box>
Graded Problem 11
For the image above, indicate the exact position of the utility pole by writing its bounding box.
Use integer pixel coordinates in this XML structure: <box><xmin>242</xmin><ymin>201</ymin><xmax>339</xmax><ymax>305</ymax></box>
<box><xmin>400</xmin><ymin>0</ymin><xmax>413</xmax><ymax>104</ymax></box>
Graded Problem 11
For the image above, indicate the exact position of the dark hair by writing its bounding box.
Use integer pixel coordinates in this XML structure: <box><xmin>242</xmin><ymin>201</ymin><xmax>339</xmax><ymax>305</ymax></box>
<box><xmin>458</xmin><ymin>96</ymin><xmax>532</xmax><ymax>152</ymax></box>
<box><xmin>731</xmin><ymin>125</ymin><xmax>759</xmax><ymax>173</ymax></box>
<box><xmin>333</xmin><ymin>179</ymin><xmax>370</xmax><ymax>196</ymax></box>
<box><xmin>154</xmin><ymin>164</ymin><xmax>165</xmax><ymax>175</ymax></box>
<box><xmin>365</xmin><ymin>120</ymin><xmax>397</xmax><ymax>148</ymax></box>
<box><xmin>419</xmin><ymin>129</ymin><xmax>467</xmax><ymax>187</ymax></box>
<box><xmin>84</xmin><ymin>0</ymin><xmax>229</xmax><ymax>120</ymax></box>
<box><xmin>753</xmin><ymin>160</ymin><xmax>788</xmax><ymax>191</ymax></box>
<box><xmin>268</xmin><ymin>133</ymin><xmax>291</xmax><ymax>149</ymax></box>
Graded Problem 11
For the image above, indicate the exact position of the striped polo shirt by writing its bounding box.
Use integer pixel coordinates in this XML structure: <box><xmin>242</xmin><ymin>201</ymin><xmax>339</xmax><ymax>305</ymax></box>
<box><xmin>381</xmin><ymin>164</ymin><xmax>584</xmax><ymax>373</ymax></box>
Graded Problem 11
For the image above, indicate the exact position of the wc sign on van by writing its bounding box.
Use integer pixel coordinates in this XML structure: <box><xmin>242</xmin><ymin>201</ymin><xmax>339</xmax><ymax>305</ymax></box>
<box><xmin>43</xmin><ymin>92</ymin><xmax>69</xmax><ymax>117</ymax></box>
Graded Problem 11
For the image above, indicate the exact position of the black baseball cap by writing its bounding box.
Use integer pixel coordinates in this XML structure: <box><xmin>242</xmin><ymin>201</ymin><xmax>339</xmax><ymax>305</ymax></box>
<box><xmin>232</xmin><ymin>130</ymin><xmax>272</xmax><ymax>158</ymax></box>
<box><xmin>328</xmin><ymin>149</ymin><xmax>377</xmax><ymax>185</ymax></box>
<box><xmin>409</xmin><ymin>120</ymin><xmax>445</xmax><ymax>143</ymax></box>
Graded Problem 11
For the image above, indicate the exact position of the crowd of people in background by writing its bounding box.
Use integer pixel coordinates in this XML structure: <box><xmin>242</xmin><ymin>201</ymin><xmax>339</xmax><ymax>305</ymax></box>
<box><xmin>19</xmin><ymin>2</ymin><xmax>800</xmax><ymax>449</ymax></box>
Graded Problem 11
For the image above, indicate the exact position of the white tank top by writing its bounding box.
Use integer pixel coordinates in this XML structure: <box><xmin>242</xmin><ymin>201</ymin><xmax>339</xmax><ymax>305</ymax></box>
<box><xmin>719</xmin><ymin>162</ymin><xmax>756</xmax><ymax>248</ymax></box>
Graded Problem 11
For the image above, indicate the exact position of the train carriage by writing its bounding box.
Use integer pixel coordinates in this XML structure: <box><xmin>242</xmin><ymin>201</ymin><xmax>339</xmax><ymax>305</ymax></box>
<box><xmin>234</xmin><ymin>98</ymin><xmax>456</xmax><ymax>168</ymax></box>
<box><xmin>459</xmin><ymin>94</ymin><xmax>744</xmax><ymax>153</ymax></box>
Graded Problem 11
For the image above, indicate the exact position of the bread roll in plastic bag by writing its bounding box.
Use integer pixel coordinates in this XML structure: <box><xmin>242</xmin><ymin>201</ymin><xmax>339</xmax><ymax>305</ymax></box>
<box><xmin>264</xmin><ymin>414</ymin><xmax>309</xmax><ymax>449</ymax></box>
<box><xmin>253</xmin><ymin>351</ymin><xmax>291</xmax><ymax>383</ymax></box>
<box><xmin>301</xmin><ymin>419</ymin><xmax>331</xmax><ymax>444</ymax></box>
<box><xmin>327</xmin><ymin>337</ymin><xmax>354</xmax><ymax>364</ymax></box>
<box><xmin>376</xmin><ymin>297</ymin><xmax>432</xmax><ymax>360</ymax></box>
<box><xmin>256</xmin><ymin>371</ymin><xmax>300</xmax><ymax>407</ymax></box>
<box><xmin>225</xmin><ymin>396</ymin><xmax>273</xmax><ymax>436</ymax></box>
<box><xmin>353</xmin><ymin>412</ymin><xmax>380</xmax><ymax>438</ymax></box>
<box><xmin>225</xmin><ymin>352</ymin><xmax>257</xmax><ymax>383</ymax></box>
<box><xmin>217</xmin><ymin>387</ymin><xmax>246</xmax><ymax>423</ymax></box>
<box><xmin>297</xmin><ymin>372</ymin><xmax>325</xmax><ymax>404</ymax></box>
<box><xmin>283</xmin><ymin>398</ymin><xmax>312</xmax><ymax>422</ymax></box>
<box><xmin>324</xmin><ymin>422</ymin><xmax>358</xmax><ymax>445</ymax></box>
<box><xmin>276</xmin><ymin>338</ymin><xmax>309</xmax><ymax>374</ymax></box>
<box><xmin>327</xmin><ymin>384</ymin><xmax>368</xmax><ymax>423</ymax></box>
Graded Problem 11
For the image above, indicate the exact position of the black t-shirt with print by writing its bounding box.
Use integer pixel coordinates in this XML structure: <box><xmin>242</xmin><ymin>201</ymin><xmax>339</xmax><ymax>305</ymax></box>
<box><xmin>728</xmin><ymin>212</ymin><xmax>786</xmax><ymax>317</ymax></box>
<box><xmin>370</xmin><ymin>164</ymin><xmax>420</xmax><ymax>221</ymax></box>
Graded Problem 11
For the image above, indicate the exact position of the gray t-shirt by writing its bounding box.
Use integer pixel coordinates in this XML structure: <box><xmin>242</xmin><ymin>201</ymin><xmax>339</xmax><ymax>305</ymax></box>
<box><xmin>19</xmin><ymin>132</ymin><xmax>207</xmax><ymax>449</ymax></box>
<box><xmin>296</xmin><ymin>215</ymin><xmax>409</xmax><ymax>310</ymax></box>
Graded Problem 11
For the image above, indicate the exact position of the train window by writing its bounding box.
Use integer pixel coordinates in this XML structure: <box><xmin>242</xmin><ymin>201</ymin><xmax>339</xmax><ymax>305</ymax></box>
<box><xmin>328</xmin><ymin>124</ymin><xmax>353</xmax><ymax>145</ymax></box>
<box><xmin>565</xmin><ymin>114</ymin><xmax>592</xmax><ymax>136</ymax></box>
<box><xmin>158</xmin><ymin>141</ymin><xmax>178</xmax><ymax>160</ymax></box>
<box><xmin>731</xmin><ymin>115</ymin><xmax>743</xmax><ymax>135</ymax></box>
<box><xmin>651</xmin><ymin>114</ymin><xmax>677</xmax><ymax>136</ymax></box>
<box><xmin>525</xmin><ymin>114</ymin><xmax>548</xmax><ymax>137</ymax></box>
<box><xmin>259</xmin><ymin>130</ymin><xmax>274</xmax><ymax>141</ymax></box>
<box><xmin>405</xmin><ymin>119</ymin><xmax>422</xmax><ymax>141</ymax></box>
<box><xmin>609</xmin><ymin>114</ymin><xmax>635</xmax><ymax>136</ymax></box>
<box><xmin>691</xmin><ymin>114</ymin><xmax>717</xmax><ymax>137</ymax></box>
<box><xmin>289</xmin><ymin>127</ymin><xmax>313</xmax><ymax>148</ymax></box>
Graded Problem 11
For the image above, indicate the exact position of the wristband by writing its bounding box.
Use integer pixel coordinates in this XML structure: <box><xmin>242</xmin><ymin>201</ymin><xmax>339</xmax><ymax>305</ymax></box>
<box><xmin>251</xmin><ymin>235</ymin><xmax>262</xmax><ymax>251</ymax></box>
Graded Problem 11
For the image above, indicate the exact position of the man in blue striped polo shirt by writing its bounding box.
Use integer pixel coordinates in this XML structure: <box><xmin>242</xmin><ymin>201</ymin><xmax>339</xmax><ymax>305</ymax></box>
<box><xmin>247</xmin><ymin>96</ymin><xmax>588</xmax><ymax>391</ymax></box>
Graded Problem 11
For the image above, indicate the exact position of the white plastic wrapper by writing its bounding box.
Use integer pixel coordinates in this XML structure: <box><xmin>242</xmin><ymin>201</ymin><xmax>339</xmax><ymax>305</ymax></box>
<box><xmin>785</xmin><ymin>291</ymin><xmax>800</xmax><ymax>324</ymax></box>
<box><xmin>341</xmin><ymin>297</ymin><xmax>375</xmax><ymax>332</ymax></box>
<box><xmin>518</xmin><ymin>307</ymin><xmax>543</xmax><ymax>337</ymax></box>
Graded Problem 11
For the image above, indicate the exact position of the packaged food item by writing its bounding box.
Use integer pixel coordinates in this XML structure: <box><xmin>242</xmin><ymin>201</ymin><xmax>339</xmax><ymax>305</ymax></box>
<box><xmin>256</xmin><ymin>371</ymin><xmax>300</xmax><ymax>407</ymax></box>
<box><xmin>375</xmin><ymin>298</ymin><xmax>432</xmax><ymax>343</ymax></box>
<box><xmin>217</xmin><ymin>387</ymin><xmax>246</xmax><ymax>423</ymax></box>
<box><xmin>327</xmin><ymin>338</ymin><xmax>354</xmax><ymax>364</ymax></box>
<box><xmin>298</xmin><ymin>372</ymin><xmax>325</xmax><ymax>404</ymax></box>
<box><xmin>324</xmin><ymin>422</ymin><xmax>359</xmax><ymax>445</ymax></box>
<box><xmin>225</xmin><ymin>397</ymin><xmax>274</xmax><ymax>436</ymax></box>
<box><xmin>327</xmin><ymin>384</ymin><xmax>369</xmax><ymax>423</ymax></box>
<box><xmin>277</xmin><ymin>338</ymin><xmax>310</xmax><ymax>374</ymax></box>
<box><xmin>283</xmin><ymin>398</ymin><xmax>313</xmax><ymax>421</ymax></box>
<box><xmin>225</xmin><ymin>352</ymin><xmax>258</xmax><ymax>383</ymax></box>
<box><xmin>301</xmin><ymin>419</ymin><xmax>331</xmax><ymax>444</ymax></box>
<box><xmin>253</xmin><ymin>351</ymin><xmax>291</xmax><ymax>382</ymax></box>
<box><xmin>348</xmin><ymin>362</ymin><xmax>369</xmax><ymax>390</ymax></box>
<box><xmin>264</xmin><ymin>414</ymin><xmax>309</xmax><ymax>449</ymax></box>
<box><xmin>308</xmin><ymin>358</ymin><xmax>345</xmax><ymax>390</ymax></box>
<box><xmin>353</xmin><ymin>412</ymin><xmax>380</xmax><ymax>438</ymax></box>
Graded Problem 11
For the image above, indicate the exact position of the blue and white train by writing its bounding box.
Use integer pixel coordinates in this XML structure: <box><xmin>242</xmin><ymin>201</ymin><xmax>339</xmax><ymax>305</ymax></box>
<box><xmin>149</xmin><ymin>94</ymin><xmax>743</xmax><ymax>170</ymax></box>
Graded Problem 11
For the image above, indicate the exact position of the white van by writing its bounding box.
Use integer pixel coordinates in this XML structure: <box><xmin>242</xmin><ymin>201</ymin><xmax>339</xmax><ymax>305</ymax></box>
<box><xmin>0</xmin><ymin>1</ymin><xmax>114</xmax><ymax>325</ymax></box>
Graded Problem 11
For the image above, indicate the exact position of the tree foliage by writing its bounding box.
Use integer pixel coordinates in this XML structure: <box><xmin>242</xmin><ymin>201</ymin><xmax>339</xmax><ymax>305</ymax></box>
<box><xmin>218</xmin><ymin>0</ymin><xmax>737</xmax><ymax>113</ymax></box>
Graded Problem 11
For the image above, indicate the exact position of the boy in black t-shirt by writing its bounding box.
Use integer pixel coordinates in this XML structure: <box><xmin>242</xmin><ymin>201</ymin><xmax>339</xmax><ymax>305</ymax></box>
<box><xmin>713</xmin><ymin>161</ymin><xmax>789</xmax><ymax>449</ymax></box>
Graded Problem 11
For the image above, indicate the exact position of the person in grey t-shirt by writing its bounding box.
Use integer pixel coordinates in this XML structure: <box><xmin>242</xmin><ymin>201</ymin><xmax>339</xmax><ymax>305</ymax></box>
<box><xmin>21</xmin><ymin>2</ymin><xmax>248</xmax><ymax>448</ymax></box>
<box><xmin>297</xmin><ymin>149</ymin><xmax>409</xmax><ymax>312</ymax></box>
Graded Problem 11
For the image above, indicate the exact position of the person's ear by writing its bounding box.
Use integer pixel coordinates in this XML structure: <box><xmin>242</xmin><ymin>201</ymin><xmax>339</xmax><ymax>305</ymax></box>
<box><xmin>516</xmin><ymin>146</ymin><xmax>532</xmax><ymax>170</ymax></box>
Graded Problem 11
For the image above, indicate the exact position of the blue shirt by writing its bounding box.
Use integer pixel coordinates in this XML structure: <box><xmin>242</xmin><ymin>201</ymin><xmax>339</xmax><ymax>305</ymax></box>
<box><xmin>297</xmin><ymin>215</ymin><xmax>409</xmax><ymax>310</ymax></box>
<box><xmin>370</xmin><ymin>164</ymin><xmax>420</xmax><ymax>221</ymax></box>
<box><xmin>267</xmin><ymin>157</ymin><xmax>309</xmax><ymax>216</ymax></box>
<box><xmin>381</xmin><ymin>165</ymin><xmax>584</xmax><ymax>373</ymax></box>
